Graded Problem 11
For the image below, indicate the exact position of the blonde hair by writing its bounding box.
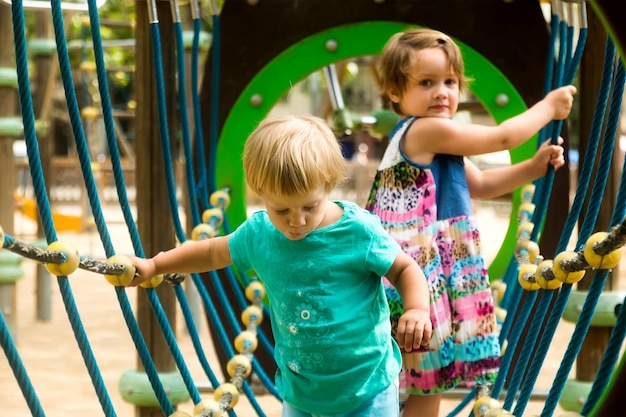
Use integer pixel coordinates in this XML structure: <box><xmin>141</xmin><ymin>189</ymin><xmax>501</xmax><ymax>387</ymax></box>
<box><xmin>377</xmin><ymin>28</ymin><xmax>469</xmax><ymax>115</ymax></box>
<box><xmin>243</xmin><ymin>115</ymin><xmax>348</xmax><ymax>196</ymax></box>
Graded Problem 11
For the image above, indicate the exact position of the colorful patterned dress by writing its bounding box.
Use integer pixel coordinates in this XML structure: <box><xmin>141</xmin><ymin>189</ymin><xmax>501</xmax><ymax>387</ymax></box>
<box><xmin>365</xmin><ymin>117</ymin><xmax>500</xmax><ymax>394</ymax></box>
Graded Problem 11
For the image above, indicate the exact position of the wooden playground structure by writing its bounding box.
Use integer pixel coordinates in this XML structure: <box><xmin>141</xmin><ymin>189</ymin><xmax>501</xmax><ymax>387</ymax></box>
<box><xmin>2</xmin><ymin>1</ymin><xmax>626</xmax><ymax>416</ymax></box>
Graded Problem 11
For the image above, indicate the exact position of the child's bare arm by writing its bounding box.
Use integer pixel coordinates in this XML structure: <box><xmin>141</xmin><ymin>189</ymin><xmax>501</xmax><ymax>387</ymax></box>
<box><xmin>405</xmin><ymin>85</ymin><xmax>576</xmax><ymax>158</ymax></box>
<box><xmin>127</xmin><ymin>236</ymin><xmax>233</xmax><ymax>287</ymax></box>
<box><xmin>385</xmin><ymin>251</ymin><xmax>432</xmax><ymax>352</ymax></box>
<box><xmin>466</xmin><ymin>137</ymin><xmax>565</xmax><ymax>200</ymax></box>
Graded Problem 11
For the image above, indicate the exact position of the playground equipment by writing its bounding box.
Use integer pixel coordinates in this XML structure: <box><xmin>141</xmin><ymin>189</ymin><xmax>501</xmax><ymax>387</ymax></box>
<box><xmin>2</xmin><ymin>1</ymin><xmax>626</xmax><ymax>417</ymax></box>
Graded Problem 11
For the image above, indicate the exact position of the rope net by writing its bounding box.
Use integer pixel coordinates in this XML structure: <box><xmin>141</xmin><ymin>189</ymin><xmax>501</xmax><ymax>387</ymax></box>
<box><xmin>1</xmin><ymin>1</ymin><xmax>625</xmax><ymax>417</ymax></box>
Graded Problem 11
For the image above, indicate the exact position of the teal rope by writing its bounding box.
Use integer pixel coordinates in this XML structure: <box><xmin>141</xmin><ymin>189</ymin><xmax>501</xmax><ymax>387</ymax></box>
<box><xmin>191</xmin><ymin>14</ymin><xmax>210</xmax><ymax>209</ymax></box>
<box><xmin>583</xmin><ymin>67</ymin><xmax>626</xmax><ymax>414</ymax></box>
<box><xmin>11</xmin><ymin>1</ymin><xmax>117</xmax><ymax>415</ymax></box>
<box><xmin>537</xmin><ymin>57</ymin><xmax>626</xmax><ymax>417</ymax></box>
<box><xmin>208</xmin><ymin>12</ymin><xmax>221</xmax><ymax>194</ymax></box>
<box><xmin>55</xmin><ymin>0</ymin><xmax>182</xmax><ymax>413</ymax></box>
<box><xmin>492</xmin><ymin>9</ymin><xmax>574</xmax><ymax>406</ymax></box>
<box><xmin>174</xmin><ymin>282</ymin><xmax>222</xmax><ymax>388</ymax></box>
<box><xmin>161</xmin><ymin>4</ymin><xmax>279</xmax><ymax>408</ymax></box>
<box><xmin>174</xmin><ymin>19</ymin><xmax>201</xmax><ymax>224</ymax></box>
<box><xmin>512</xmin><ymin>37</ymin><xmax>617</xmax><ymax>415</ymax></box>
<box><xmin>86</xmin><ymin>0</ymin><xmax>142</xmax><ymax>254</ymax></box>
<box><xmin>501</xmin><ymin>23</ymin><xmax>589</xmax><ymax>414</ymax></box>
<box><xmin>490</xmin><ymin>291</ymin><xmax>537</xmax><ymax>399</ymax></box>
<box><xmin>148</xmin><ymin>6</ymin><xmax>273</xmax><ymax>412</ymax></box>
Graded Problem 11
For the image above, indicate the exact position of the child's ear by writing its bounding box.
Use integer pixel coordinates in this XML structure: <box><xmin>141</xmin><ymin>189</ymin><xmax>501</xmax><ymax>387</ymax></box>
<box><xmin>388</xmin><ymin>90</ymin><xmax>401</xmax><ymax>103</ymax></box>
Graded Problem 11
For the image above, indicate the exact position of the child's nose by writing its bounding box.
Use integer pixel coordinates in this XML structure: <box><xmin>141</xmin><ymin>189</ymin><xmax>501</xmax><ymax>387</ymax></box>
<box><xmin>288</xmin><ymin>213</ymin><xmax>306</xmax><ymax>227</ymax></box>
<box><xmin>434</xmin><ymin>83</ymin><xmax>447</xmax><ymax>98</ymax></box>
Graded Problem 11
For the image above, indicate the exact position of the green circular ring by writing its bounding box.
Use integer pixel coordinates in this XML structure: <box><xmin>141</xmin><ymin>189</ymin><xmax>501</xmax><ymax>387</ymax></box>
<box><xmin>216</xmin><ymin>21</ymin><xmax>535</xmax><ymax>279</ymax></box>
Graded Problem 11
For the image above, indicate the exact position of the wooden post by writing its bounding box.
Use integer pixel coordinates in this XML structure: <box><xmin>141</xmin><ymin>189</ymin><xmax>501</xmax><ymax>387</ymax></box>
<box><xmin>134</xmin><ymin>1</ymin><xmax>180</xmax><ymax>416</ymax></box>
<box><xmin>32</xmin><ymin>10</ymin><xmax>56</xmax><ymax>322</ymax></box>
<box><xmin>0</xmin><ymin>2</ymin><xmax>20</xmax><ymax>338</ymax></box>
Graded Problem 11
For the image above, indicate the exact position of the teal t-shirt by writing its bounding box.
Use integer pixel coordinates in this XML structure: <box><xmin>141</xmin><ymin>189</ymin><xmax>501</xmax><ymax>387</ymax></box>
<box><xmin>229</xmin><ymin>200</ymin><xmax>402</xmax><ymax>414</ymax></box>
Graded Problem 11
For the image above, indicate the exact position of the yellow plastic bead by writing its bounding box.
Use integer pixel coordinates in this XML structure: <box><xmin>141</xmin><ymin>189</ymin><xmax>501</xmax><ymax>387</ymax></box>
<box><xmin>518</xmin><ymin>263</ymin><xmax>540</xmax><ymax>291</ymax></box>
<box><xmin>202</xmin><ymin>208</ymin><xmax>223</xmax><ymax>226</ymax></box>
<box><xmin>517</xmin><ymin>221</ymin><xmax>534</xmax><ymax>239</ymax></box>
<box><xmin>81</xmin><ymin>105</ymin><xmax>100</xmax><ymax>119</ymax></box>
<box><xmin>535</xmin><ymin>259</ymin><xmax>562</xmax><ymax>290</ymax></box>
<box><xmin>192</xmin><ymin>223</ymin><xmax>216</xmax><ymax>241</ymax></box>
<box><xmin>104</xmin><ymin>255</ymin><xmax>136</xmax><ymax>286</ymax></box>
<box><xmin>490</xmin><ymin>280</ymin><xmax>507</xmax><ymax>303</ymax></box>
<box><xmin>210</xmin><ymin>190</ymin><xmax>231</xmax><ymax>208</ymax></box>
<box><xmin>495</xmin><ymin>306</ymin><xmax>507</xmax><ymax>323</ymax></box>
<box><xmin>214</xmin><ymin>382</ymin><xmax>239</xmax><ymax>409</ymax></box>
<box><xmin>518</xmin><ymin>202</ymin><xmax>535</xmax><ymax>220</ymax></box>
<box><xmin>45</xmin><ymin>241</ymin><xmax>80</xmax><ymax>276</ymax></box>
<box><xmin>500</xmin><ymin>339</ymin><xmax>508</xmax><ymax>356</ymax></box>
<box><xmin>79</xmin><ymin>61</ymin><xmax>96</xmax><ymax>73</ymax></box>
<box><xmin>521</xmin><ymin>184</ymin><xmax>535</xmax><ymax>202</ymax></box>
<box><xmin>473</xmin><ymin>395</ymin><xmax>500</xmax><ymax>417</ymax></box>
<box><xmin>515</xmin><ymin>239</ymin><xmax>540</xmax><ymax>264</ymax></box>
<box><xmin>241</xmin><ymin>305</ymin><xmax>263</xmax><ymax>326</ymax></box>
<box><xmin>584</xmin><ymin>232</ymin><xmax>622</xmax><ymax>269</ymax></box>
<box><xmin>234</xmin><ymin>330</ymin><xmax>258</xmax><ymax>353</ymax></box>
<box><xmin>227</xmin><ymin>354</ymin><xmax>252</xmax><ymax>378</ymax></box>
<box><xmin>245</xmin><ymin>281</ymin><xmax>265</xmax><ymax>302</ymax></box>
<box><xmin>0</xmin><ymin>225</ymin><xmax>4</xmax><ymax>248</ymax></box>
<box><xmin>553</xmin><ymin>251</ymin><xmax>586</xmax><ymax>284</ymax></box>
<box><xmin>193</xmin><ymin>399</ymin><xmax>223</xmax><ymax>416</ymax></box>
<box><xmin>140</xmin><ymin>274</ymin><xmax>164</xmax><ymax>288</ymax></box>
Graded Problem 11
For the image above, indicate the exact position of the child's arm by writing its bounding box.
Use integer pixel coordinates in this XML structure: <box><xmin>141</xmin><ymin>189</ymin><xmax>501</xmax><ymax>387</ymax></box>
<box><xmin>466</xmin><ymin>137</ymin><xmax>565</xmax><ymax>200</ymax></box>
<box><xmin>403</xmin><ymin>85</ymin><xmax>576</xmax><ymax>159</ymax></box>
<box><xmin>127</xmin><ymin>235</ymin><xmax>233</xmax><ymax>287</ymax></box>
<box><xmin>385</xmin><ymin>251</ymin><xmax>432</xmax><ymax>352</ymax></box>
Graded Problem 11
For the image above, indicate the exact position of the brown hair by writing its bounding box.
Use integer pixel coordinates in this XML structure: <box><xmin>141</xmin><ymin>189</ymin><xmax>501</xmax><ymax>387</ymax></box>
<box><xmin>243</xmin><ymin>115</ymin><xmax>348</xmax><ymax>196</ymax></box>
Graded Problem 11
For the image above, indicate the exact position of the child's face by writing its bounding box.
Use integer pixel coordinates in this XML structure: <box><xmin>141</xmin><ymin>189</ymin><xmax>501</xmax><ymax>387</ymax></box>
<box><xmin>390</xmin><ymin>47</ymin><xmax>460</xmax><ymax>118</ymax></box>
<box><xmin>260</xmin><ymin>185</ymin><xmax>330</xmax><ymax>241</ymax></box>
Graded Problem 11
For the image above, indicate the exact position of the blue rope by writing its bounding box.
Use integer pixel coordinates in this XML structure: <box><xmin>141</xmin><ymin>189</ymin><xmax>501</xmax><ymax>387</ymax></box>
<box><xmin>174</xmin><ymin>283</ymin><xmax>222</xmax><ymax>388</ymax></box>
<box><xmin>149</xmin><ymin>6</ymin><xmax>273</xmax><ymax>413</ymax></box>
<box><xmin>445</xmin><ymin>387</ymin><xmax>475</xmax><ymax>417</ymax></box>
<box><xmin>491</xmin><ymin>10</ymin><xmax>590</xmax><ymax>415</ymax></box>
<box><xmin>536</xmin><ymin>7</ymin><xmax>558</xmax><ymax>147</ymax></box>
<box><xmin>11</xmin><ymin>1</ymin><xmax>117</xmax><ymax>415</ymax></box>
<box><xmin>583</xmin><ymin>69</ymin><xmax>626</xmax><ymax>417</ymax></box>
<box><xmin>513</xmin><ymin>40</ymin><xmax>618</xmax><ymax>414</ymax></box>
<box><xmin>150</xmin><ymin>22</ymin><xmax>188</xmax><ymax>243</ymax></box>
<box><xmin>491</xmin><ymin>291</ymin><xmax>537</xmax><ymax>399</ymax></box>
<box><xmin>86</xmin><ymin>0</ymin><xmax>141</xmax><ymax>254</ymax></box>
<box><xmin>491</xmin><ymin>10</ymin><xmax>572</xmax><ymax>409</ymax></box>
<box><xmin>191</xmin><ymin>16</ymin><xmax>211</xmax><ymax>210</ymax></box>
<box><xmin>172</xmin><ymin>15</ymin><xmax>250</xmax><ymax>401</ymax></box>
<box><xmin>208</xmin><ymin>12</ymin><xmax>221</xmax><ymax>193</ymax></box>
<box><xmin>556</xmin><ymin>37</ymin><xmax>615</xmax><ymax>254</ymax></box>
<box><xmin>83</xmin><ymin>0</ymin><xmax>188</xmax><ymax>413</ymax></box>
<box><xmin>501</xmin><ymin>291</ymin><xmax>552</xmax><ymax>410</ymax></box>
<box><xmin>190</xmin><ymin>272</ymin><xmax>278</xmax><ymax>414</ymax></box>
<box><xmin>172</xmin><ymin>5</ymin><xmax>278</xmax><ymax>400</ymax></box>
<box><xmin>62</xmin><ymin>0</ymin><xmax>183</xmax><ymax>412</ymax></box>
<box><xmin>207</xmin><ymin>270</ymin><xmax>280</xmax><ymax>403</ymax></box>
<box><xmin>174</xmin><ymin>20</ymin><xmax>201</xmax><ymax>224</ymax></box>
<box><xmin>224</xmin><ymin>267</ymin><xmax>276</xmax><ymax>362</ymax></box>
<box><xmin>537</xmin><ymin>54</ymin><xmax>626</xmax><ymax>417</ymax></box>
